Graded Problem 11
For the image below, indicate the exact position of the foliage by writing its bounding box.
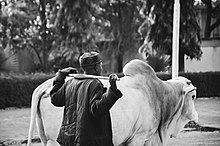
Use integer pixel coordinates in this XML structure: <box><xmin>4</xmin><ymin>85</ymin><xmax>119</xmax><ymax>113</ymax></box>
<box><xmin>139</xmin><ymin>0</ymin><xmax>203</xmax><ymax>72</ymax></box>
<box><xmin>158</xmin><ymin>71</ymin><xmax>220</xmax><ymax>97</ymax></box>
<box><xmin>147</xmin><ymin>54</ymin><xmax>171</xmax><ymax>72</ymax></box>
<box><xmin>49</xmin><ymin>0</ymin><xmax>101</xmax><ymax>70</ymax></box>
<box><xmin>0</xmin><ymin>0</ymin><xmax>35</xmax><ymax>49</ymax></box>
<box><xmin>0</xmin><ymin>44</ymin><xmax>19</xmax><ymax>72</ymax></box>
<box><xmin>0</xmin><ymin>0</ymin><xmax>41</xmax><ymax>54</ymax></box>
<box><xmin>0</xmin><ymin>0</ymin><xmax>37</xmax><ymax>70</ymax></box>
<box><xmin>200</xmin><ymin>0</ymin><xmax>220</xmax><ymax>38</ymax></box>
<box><xmin>149</xmin><ymin>0</ymin><xmax>202</xmax><ymax>59</ymax></box>
<box><xmin>0</xmin><ymin>0</ymin><xmax>59</xmax><ymax>71</ymax></box>
<box><xmin>0</xmin><ymin>0</ymin><xmax>212</xmax><ymax>73</ymax></box>
<box><xmin>96</xmin><ymin>0</ymin><xmax>147</xmax><ymax>72</ymax></box>
<box><xmin>0</xmin><ymin>72</ymin><xmax>54</xmax><ymax>109</ymax></box>
<box><xmin>52</xmin><ymin>0</ymin><xmax>145</xmax><ymax>73</ymax></box>
<box><xmin>150</xmin><ymin>0</ymin><xmax>201</xmax><ymax>56</ymax></box>
<box><xmin>139</xmin><ymin>41</ymin><xmax>171</xmax><ymax>72</ymax></box>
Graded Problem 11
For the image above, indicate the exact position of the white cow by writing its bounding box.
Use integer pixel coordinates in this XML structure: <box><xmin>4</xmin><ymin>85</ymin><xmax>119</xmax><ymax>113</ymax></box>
<box><xmin>27</xmin><ymin>59</ymin><xmax>198</xmax><ymax>146</ymax></box>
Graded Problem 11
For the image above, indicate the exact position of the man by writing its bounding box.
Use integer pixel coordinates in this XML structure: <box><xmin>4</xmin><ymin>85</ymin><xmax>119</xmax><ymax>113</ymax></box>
<box><xmin>50</xmin><ymin>51</ymin><xmax>122</xmax><ymax>146</ymax></box>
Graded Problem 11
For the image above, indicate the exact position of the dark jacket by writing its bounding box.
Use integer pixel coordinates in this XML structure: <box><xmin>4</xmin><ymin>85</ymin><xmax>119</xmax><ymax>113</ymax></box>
<box><xmin>50</xmin><ymin>73</ymin><xmax>122</xmax><ymax>146</ymax></box>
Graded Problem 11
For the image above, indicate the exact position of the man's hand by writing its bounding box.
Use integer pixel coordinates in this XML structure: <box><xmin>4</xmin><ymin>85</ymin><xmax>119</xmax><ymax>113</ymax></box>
<box><xmin>57</xmin><ymin>67</ymin><xmax>78</xmax><ymax>76</ymax></box>
<box><xmin>109</xmin><ymin>74</ymin><xmax>119</xmax><ymax>92</ymax></box>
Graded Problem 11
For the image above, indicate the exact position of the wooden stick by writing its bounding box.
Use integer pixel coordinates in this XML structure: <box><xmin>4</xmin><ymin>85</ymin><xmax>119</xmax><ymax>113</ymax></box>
<box><xmin>68</xmin><ymin>74</ymin><xmax>120</xmax><ymax>81</ymax></box>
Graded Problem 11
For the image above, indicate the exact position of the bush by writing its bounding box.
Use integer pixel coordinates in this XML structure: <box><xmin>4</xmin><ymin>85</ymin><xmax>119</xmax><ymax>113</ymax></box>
<box><xmin>0</xmin><ymin>73</ymin><xmax>54</xmax><ymax>109</ymax></box>
<box><xmin>156</xmin><ymin>72</ymin><xmax>220</xmax><ymax>97</ymax></box>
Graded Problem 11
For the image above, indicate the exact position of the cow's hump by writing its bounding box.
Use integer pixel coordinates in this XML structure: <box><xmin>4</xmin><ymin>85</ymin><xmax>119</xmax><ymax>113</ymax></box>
<box><xmin>123</xmin><ymin>59</ymin><xmax>157</xmax><ymax>79</ymax></box>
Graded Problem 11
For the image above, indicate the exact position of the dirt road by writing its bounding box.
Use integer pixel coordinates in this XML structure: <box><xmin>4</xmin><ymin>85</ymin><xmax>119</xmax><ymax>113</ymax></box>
<box><xmin>0</xmin><ymin>98</ymin><xmax>220</xmax><ymax>146</ymax></box>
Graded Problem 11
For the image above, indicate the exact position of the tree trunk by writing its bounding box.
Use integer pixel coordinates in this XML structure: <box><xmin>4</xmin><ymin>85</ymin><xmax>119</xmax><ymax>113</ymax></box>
<box><xmin>203</xmin><ymin>0</ymin><xmax>212</xmax><ymax>38</ymax></box>
<box><xmin>117</xmin><ymin>50</ymin><xmax>123</xmax><ymax>73</ymax></box>
<box><xmin>39</xmin><ymin>0</ymin><xmax>49</xmax><ymax>71</ymax></box>
<box><xmin>179</xmin><ymin>51</ymin><xmax>185</xmax><ymax>72</ymax></box>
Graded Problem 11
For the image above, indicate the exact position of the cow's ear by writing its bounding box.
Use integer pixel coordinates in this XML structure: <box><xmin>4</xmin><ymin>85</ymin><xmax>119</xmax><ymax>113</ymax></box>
<box><xmin>187</xmin><ymin>81</ymin><xmax>191</xmax><ymax>86</ymax></box>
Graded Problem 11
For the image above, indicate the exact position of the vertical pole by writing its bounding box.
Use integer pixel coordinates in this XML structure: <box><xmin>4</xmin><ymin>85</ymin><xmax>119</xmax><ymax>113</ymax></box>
<box><xmin>172</xmin><ymin>0</ymin><xmax>180</xmax><ymax>78</ymax></box>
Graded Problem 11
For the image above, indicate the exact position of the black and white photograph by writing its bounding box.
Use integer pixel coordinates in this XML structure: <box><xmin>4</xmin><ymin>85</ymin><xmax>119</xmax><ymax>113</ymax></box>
<box><xmin>0</xmin><ymin>0</ymin><xmax>220</xmax><ymax>145</ymax></box>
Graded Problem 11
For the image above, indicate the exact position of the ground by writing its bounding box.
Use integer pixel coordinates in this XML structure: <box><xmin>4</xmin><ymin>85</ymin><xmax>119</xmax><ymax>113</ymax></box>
<box><xmin>0</xmin><ymin>98</ymin><xmax>220</xmax><ymax>146</ymax></box>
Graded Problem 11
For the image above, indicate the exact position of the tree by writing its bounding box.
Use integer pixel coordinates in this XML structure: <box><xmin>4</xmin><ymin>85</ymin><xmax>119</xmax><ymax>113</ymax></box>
<box><xmin>0</xmin><ymin>0</ymin><xmax>37</xmax><ymax>71</ymax></box>
<box><xmin>0</xmin><ymin>44</ymin><xmax>19</xmax><ymax>72</ymax></box>
<box><xmin>53</xmin><ymin>0</ymin><xmax>142</xmax><ymax>73</ymax></box>
<box><xmin>0</xmin><ymin>0</ymin><xmax>57</xmax><ymax>71</ymax></box>
<box><xmin>50</xmin><ymin>0</ymin><xmax>100</xmax><ymax>70</ymax></box>
<box><xmin>141</xmin><ymin>0</ymin><xmax>202</xmax><ymax>72</ymax></box>
<box><xmin>0</xmin><ymin>0</ymin><xmax>36</xmax><ymax>50</ymax></box>
<box><xmin>201</xmin><ymin>0</ymin><xmax>220</xmax><ymax>38</ymax></box>
<box><xmin>0</xmin><ymin>0</ymin><xmax>204</xmax><ymax>73</ymax></box>
<box><xmin>96</xmin><ymin>0</ymin><xmax>144</xmax><ymax>73</ymax></box>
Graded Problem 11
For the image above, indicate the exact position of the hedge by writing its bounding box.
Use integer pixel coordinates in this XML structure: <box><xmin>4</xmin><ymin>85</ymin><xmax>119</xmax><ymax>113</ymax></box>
<box><xmin>0</xmin><ymin>72</ymin><xmax>220</xmax><ymax>109</ymax></box>
<box><xmin>157</xmin><ymin>72</ymin><xmax>220</xmax><ymax>97</ymax></box>
<box><xmin>0</xmin><ymin>73</ymin><xmax>54</xmax><ymax>109</ymax></box>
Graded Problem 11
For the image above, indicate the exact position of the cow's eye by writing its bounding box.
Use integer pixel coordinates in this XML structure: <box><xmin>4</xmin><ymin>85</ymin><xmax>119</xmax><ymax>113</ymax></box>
<box><xmin>187</xmin><ymin>81</ymin><xmax>191</xmax><ymax>85</ymax></box>
<box><xmin>192</xmin><ymin>95</ymin><xmax>196</xmax><ymax>100</ymax></box>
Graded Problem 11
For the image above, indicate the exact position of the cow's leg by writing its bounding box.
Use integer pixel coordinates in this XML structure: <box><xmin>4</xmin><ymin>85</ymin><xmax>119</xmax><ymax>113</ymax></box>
<box><xmin>47</xmin><ymin>139</ymin><xmax>60</xmax><ymax>146</ymax></box>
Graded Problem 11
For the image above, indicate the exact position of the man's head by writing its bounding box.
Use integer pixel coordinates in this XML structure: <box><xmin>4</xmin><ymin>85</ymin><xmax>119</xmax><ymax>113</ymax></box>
<box><xmin>79</xmin><ymin>52</ymin><xmax>102</xmax><ymax>75</ymax></box>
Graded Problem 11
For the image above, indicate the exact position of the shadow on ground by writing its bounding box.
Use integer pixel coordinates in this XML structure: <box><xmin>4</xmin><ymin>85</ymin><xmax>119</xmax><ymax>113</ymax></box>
<box><xmin>185</xmin><ymin>121</ymin><xmax>220</xmax><ymax>132</ymax></box>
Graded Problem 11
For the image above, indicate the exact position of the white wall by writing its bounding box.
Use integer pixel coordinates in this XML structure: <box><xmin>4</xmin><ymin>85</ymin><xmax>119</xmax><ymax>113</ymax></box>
<box><xmin>185</xmin><ymin>39</ymin><xmax>220</xmax><ymax>72</ymax></box>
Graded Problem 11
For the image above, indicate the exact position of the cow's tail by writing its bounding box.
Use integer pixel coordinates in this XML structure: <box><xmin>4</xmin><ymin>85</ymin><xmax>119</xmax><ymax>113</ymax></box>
<box><xmin>27</xmin><ymin>85</ymin><xmax>47</xmax><ymax>146</ymax></box>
